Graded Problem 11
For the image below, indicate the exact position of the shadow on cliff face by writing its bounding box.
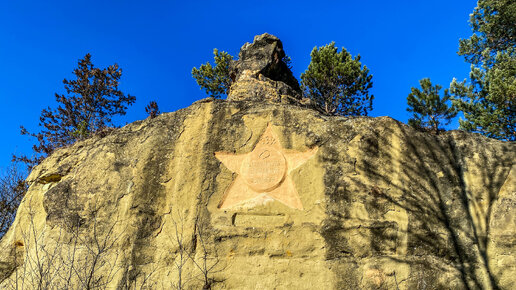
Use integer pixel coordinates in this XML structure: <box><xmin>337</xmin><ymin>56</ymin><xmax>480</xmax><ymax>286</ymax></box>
<box><xmin>322</xmin><ymin>118</ymin><xmax>514</xmax><ymax>289</ymax></box>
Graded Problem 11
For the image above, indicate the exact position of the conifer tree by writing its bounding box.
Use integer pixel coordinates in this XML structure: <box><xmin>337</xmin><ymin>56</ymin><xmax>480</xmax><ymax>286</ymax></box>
<box><xmin>301</xmin><ymin>42</ymin><xmax>373</xmax><ymax>116</ymax></box>
<box><xmin>450</xmin><ymin>0</ymin><xmax>516</xmax><ymax>141</ymax></box>
<box><xmin>407</xmin><ymin>78</ymin><xmax>457</xmax><ymax>133</ymax></box>
<box><xmin>17</xmin><ymin>53</ymin><xmax>135</xmax><ymax>169</ymax></box>
<box><xmin>192</xmin><ymin>49</ymin><xmax>233</xmax><ymax>99</ymax></box>
<box><xmin>145</xmin><ymin>101</ymin><xmax>160</xmax><ymax>119</ymax></box>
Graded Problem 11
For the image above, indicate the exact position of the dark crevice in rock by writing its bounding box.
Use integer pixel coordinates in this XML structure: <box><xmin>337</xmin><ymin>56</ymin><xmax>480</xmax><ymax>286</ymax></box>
<box><xmin>38</xmin><ymin>173</ymin><xmax>63</xmax><ymax>184</ymax></box>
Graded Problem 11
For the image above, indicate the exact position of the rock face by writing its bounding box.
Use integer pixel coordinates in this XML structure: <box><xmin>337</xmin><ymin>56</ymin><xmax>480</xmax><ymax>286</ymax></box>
<box><xmin>0</xmin><ymin>36</ymin><xmax>515</xmax><ymax>290</ymax></box>
<box><xmin>228</xmin><ymin>33</ymin><xmax>303</xmax><ymax>104</ymax></box>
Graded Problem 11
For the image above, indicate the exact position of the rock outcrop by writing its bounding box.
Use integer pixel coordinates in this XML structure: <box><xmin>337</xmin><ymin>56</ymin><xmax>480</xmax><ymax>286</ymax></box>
<box><xmin>0</xmin><ymin>34</ymin><xmax>515</xmax><ymax>289</ymax></box>
<box><xmin>228</xmin><ymin>33</ymin><xmax>304</xmax><ymax>104</ymax></box>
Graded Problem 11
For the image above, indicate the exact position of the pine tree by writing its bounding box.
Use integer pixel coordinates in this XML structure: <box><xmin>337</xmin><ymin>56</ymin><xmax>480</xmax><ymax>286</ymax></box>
<box><xmin>192</xmin><ymin>49</ymin><xmax>233</xmax><ymax>99</ymax></box>
<box><xmin>450</xmin><ymin>0</ymin><xmax>516</xmax><ymax>141</ymax></box>
<box><xmin>145</xmin><ymin>101</ymin><xmax>160</xmax><ymax>119</ymax></box>
<box><xmin>407</xmin><ymin>78</ymin><xmax>457</xmax><ymax>133</ymax></box>
<box><xmin>17</xmin><ymin>53</ymin><xmax>135</xmax><ymax>169</ymax></box>
<box><xmin>301</xmin><ymin>42</ymin><xmax>373</xmax><ymax>116</ymax></box>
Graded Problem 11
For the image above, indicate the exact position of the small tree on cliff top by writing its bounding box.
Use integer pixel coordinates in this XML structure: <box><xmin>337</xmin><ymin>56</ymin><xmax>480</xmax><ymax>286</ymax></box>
<box><xmin>192</xmin><ymin>49</ymin><xmax>233</xmax><ymax>99</ymax></box>
<box><xmin>16</xmin><ymin>53</ymin><xmax>135</xmax><ymax>169</ymax></box>
<box><xmin>301</xmin><ymin>42</ymin><xmax>374</xmax><ymax>116</ymax></box>
<box><xmin>145</xmin><ymin>100</ymin><xmax>160</xmax><ymax>119</ymax></box>
<box><xmin>407</xmin><ymin>78</ymin><xmax>457</xmax><ymax>133</ymax></box>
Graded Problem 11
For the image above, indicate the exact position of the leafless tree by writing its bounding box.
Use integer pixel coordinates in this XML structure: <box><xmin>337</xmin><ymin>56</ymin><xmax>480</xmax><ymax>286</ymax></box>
<box><xmin>163</xmin><ymin>208</ymin><xmax>221</xmax><ymax>289</ymax></box>
<box><xmin>0</xmin><ymin>161</ymin><xmax>28</xmax><ymax>240</ymax></box>
<box><xmin>70</xmin><ymin>211</ymin><xmax>122</xmax><ymax>289</ymax></box>
<box><xmin>119</xmin><ymin>266</ymin><xmax>159</xmax><ymax>290</ymax></box>
<box><xmin>189</xmin><ymin>213</ymin><xmax>220</xmax><ymax>290</ymax></box>
<box><xmin>145</xmin><ymin>101</ymin><xmax>160</xmax><ymax>119</ymax></box>
<box><xmin>166</xmin><ymin>210</ymin><xmax>191</xmax><ymax>290</ymax></box>
<box><xmin>2</xmin><ymin>198</ymin><xmax>127</xmax><ymax>290</ymax></box>
<box><xmin>2</xmin><ymin>196</ymin><xmax>220</xmax><ymax>289</ymax></box>
<box><xmin>3</xmin><ymin>200</ymin><xmax>64</xmax><ymax>290</ymax></box>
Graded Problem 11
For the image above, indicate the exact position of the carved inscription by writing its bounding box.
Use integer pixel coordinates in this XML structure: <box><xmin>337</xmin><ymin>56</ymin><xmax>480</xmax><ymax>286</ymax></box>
<box><xmin>241</xmin><ymin>148</ymin><xmax>286</xmax><ymax>192</ymax></box>
<box><xmin>261</xmin><ymin>136</ymin><xmax>276</xmax><ymax>145</ymax></box>
<box><xmin>215</xmin><ymin>124</ymin><xmax>318</xmax><ymax>210</ymax></box>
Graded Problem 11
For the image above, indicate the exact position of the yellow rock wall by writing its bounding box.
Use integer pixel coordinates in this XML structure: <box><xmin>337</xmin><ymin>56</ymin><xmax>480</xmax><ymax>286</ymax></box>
<box><xmin>0</xmin><ymin>99</ymin><xmax>514</xmax><ymax>289</ymax></box>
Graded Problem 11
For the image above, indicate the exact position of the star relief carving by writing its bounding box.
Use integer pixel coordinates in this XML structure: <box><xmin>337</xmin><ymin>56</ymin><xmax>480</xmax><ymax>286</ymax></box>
<box><xmin>215</xmin><ymin>124</ymin><xmax>318</xmax><ymax>210</ymax></box>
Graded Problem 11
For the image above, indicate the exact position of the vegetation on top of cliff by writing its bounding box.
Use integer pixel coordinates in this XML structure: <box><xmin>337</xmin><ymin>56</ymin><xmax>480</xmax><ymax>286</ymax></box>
<box><xmin>300</xmin><ymin>42</ymin><xmax>374</xmax><ymax>116</ymax></box>
<box><xmin>145</xmin><ymin>100</ymin><xmax>161</xmax><ymax>119</ymax></box>
<box><xmin>449</xmin><ymin>0</ymin><xmax>516</xmax><ymax>141</ymax></box>
<box><xmin>407</xmin><ymin>78</ymin><xmax>457</xmax><ymax>133</ymax></box>
<box><xmin>192</xmin><ymin>40</ymin><xmax>374</xmax><ymax>117</ymax></box>
<box><xmin>192</xmin><ymin>49</ymin><xmax>233</xmax><ymax>99</ymax></box>
<box><xmin>190</xmin><ymin>0</ymin><xmax>514</xmax><ymax>139</ymax></box>
<box><xmin>15</xmin><ymin>53</ymin><xmax>136</xmax><ymax>169</ymax></box>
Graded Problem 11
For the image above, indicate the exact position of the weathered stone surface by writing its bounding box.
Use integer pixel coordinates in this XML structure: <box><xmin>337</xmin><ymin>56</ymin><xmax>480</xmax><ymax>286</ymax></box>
<box><xmin>0</xmin><ymin>98</ymin><xmax>514</xmax><ymax>289</ymax></box>
<box><xmin>228</xmin><ymin>33</ymin><xmax>304</xmax><ymax>103</ymax></box>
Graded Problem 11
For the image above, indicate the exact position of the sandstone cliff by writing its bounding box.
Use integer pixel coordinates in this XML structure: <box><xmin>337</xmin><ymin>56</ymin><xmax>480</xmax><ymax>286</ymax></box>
<box><xmin>0</xmin><ymin>34</ymin><xmax>515</xmax><ymax>289</ymax></box>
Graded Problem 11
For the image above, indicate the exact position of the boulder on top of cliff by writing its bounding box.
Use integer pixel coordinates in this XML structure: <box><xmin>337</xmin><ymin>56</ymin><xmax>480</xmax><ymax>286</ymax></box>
<box><xmin>228</xmin><ymin>33</ymin><xmax>303</xmax><ymax>103</ymax></box>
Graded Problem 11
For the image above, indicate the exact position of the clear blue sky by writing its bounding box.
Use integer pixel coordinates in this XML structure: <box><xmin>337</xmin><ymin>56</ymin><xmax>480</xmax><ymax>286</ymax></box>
<box><xmin>0</xmin><ymin>0</ymin><xmax>475</xmax><ymax>171</ymax></box>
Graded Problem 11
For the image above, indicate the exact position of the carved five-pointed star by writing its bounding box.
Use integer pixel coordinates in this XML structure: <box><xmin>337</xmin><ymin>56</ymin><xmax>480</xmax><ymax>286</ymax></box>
<box><xmin>215</xmin><ymin>124</ymin><xmax>318</xmax><ymax>210</ymax></box>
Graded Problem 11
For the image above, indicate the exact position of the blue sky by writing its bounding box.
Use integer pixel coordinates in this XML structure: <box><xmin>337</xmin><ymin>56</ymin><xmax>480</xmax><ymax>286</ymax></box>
<box><xmin>0</xmin><ymin>0</ymin><xmax>475</xmax><ymax>171</ymax></box>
